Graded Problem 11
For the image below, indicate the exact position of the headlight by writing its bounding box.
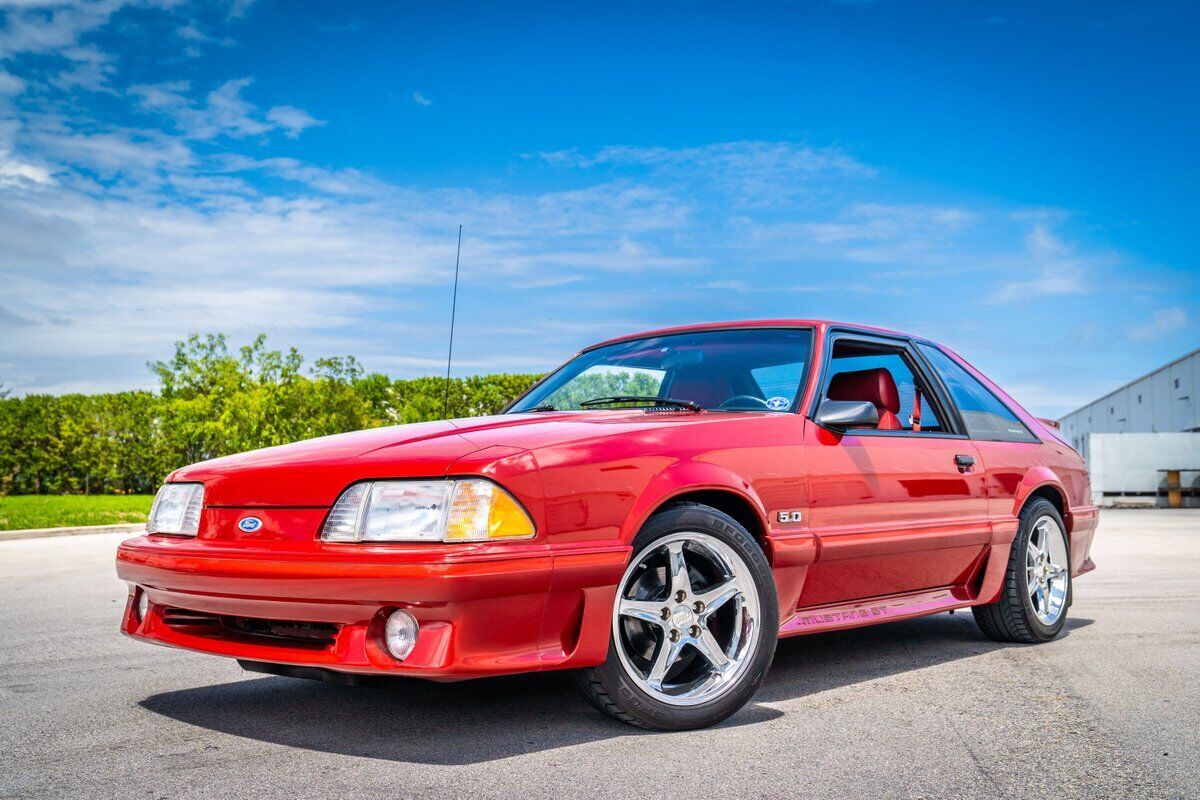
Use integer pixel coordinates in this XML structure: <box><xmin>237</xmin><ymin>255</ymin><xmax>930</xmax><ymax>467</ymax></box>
<box><xmin>321</xmin><ymin>479</ymin><xmax>535</xmax><ymax>543</ymax></box>
<box><xmin>147</xmin><ymin>482</ymin><xmax>204</xmax><ymax>536</ymax></box>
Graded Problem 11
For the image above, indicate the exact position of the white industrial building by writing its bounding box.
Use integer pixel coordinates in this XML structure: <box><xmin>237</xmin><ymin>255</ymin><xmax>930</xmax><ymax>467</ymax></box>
<box><xmin>1058</xmin><ymin>348</ymin><xmax>1200</xmax><ymax>507</ymax></box>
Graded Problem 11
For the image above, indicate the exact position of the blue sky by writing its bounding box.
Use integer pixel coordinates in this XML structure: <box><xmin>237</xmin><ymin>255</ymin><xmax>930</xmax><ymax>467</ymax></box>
<box><xmin>0</xmin><ymin>0</ymin><xmax>1196</xmax><ymax>416</ymax></box>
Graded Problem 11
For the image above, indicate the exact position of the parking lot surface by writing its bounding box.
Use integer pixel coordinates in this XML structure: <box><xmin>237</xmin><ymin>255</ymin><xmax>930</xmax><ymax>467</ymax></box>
<box><xmin>2</xmin><ymin>509</ymin><xmax>1197</xmax><ymax>799</ymax></box>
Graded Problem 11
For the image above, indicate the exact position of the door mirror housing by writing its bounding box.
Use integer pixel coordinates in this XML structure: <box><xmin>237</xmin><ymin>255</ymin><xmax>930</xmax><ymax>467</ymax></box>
<box><xmin>814</xmin><ymin>399</ymin><xmax>879</xmax><ymax>431</ymax></box>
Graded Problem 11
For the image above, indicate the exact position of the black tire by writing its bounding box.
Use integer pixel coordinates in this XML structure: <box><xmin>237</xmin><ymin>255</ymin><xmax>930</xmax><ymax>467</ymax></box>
<box><xmin>572</xmin><ymin>501</ymin><xmax>778</xmax><ymax>730</ymax></box>
<box><xmin>972</xmin><ymin>498</ymin><xmax>1071</xmax><ymax>643</ymax></box>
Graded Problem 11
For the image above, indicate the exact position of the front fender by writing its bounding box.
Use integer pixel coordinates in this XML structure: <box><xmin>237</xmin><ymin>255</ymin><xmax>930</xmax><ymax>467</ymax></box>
<box><xmin>620</xmin><ymin>460</ymin><xmax>768</xmax><ymax>544</ymax></box>
<box><xmin>618</xmin><ymin>461</ymin><xmax>813</xmax><ymax>621</ymax></box>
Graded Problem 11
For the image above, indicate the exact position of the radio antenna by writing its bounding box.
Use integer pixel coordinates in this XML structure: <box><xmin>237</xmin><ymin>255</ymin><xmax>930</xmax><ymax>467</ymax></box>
<box><xmin>443</xmin><ymin>224</ymin><xmax>463</xmax><ymax>419</ymax></box>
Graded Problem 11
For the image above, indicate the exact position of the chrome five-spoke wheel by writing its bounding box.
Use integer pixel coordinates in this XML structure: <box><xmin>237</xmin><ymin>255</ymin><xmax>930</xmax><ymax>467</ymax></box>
<box><xmin>613</xmin><ymin>531</ymin><xmax>761</xmax><ymax>706</ymax></box>
<box><xmin>1026</xmin><ymin>515</ymin><xmax>1069</xmax><ymax>626</ymax></box>
<box><xmin>574</xmin><ymin>502</ymin><xmax>777</xmax><ymax>729</ymax></box>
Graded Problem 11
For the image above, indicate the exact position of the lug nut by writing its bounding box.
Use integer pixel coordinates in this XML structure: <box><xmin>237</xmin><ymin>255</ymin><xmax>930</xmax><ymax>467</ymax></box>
<box><xmin>668</xmin><ymin>629</ymin><xmax>681</xmax><ymax>642</ymax></box>
<box><xmin>689</xmin><ymin>625</ymin><xmax>701</xmax><ymax>637</ymax></box>
<box><xmin>693</xmin><ymin>601</ymin><xmax>705</xmax><ymax>613</ymax></box>
<box><xmin>675</xmin><ymin>590</ymin><xmax>687</xmax><ymax>602</ymax></box>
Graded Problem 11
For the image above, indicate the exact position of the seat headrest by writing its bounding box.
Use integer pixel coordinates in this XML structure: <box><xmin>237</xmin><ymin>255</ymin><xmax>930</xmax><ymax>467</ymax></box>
<box><xmin>827</xmin><ymin>367</ymin><xmax>901</xmax><ymax>413</ymax></box>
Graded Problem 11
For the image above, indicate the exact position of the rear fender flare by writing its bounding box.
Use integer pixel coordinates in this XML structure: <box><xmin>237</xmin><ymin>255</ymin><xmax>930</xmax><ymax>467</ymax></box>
<box><xmin>975</xmin><ymin>467</ymin><xmax>1070</xmax><ymax>605</ymax></box>
<box><xmin>1011</xmin><ymin>467</ymin><xmax>1069</xmax><ymax>528</ymax></box>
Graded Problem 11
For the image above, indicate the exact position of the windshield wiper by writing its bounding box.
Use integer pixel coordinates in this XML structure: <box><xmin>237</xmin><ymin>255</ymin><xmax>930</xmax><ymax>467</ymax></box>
<box><xmin>523</xmin><ymin>403</ymin><xmax>557</xmax><ymax>412</ymax></box>
<box><xmin>579</xmin><ymin>395</ymin><xmax>703</xmax><ymax>412</ymax></box>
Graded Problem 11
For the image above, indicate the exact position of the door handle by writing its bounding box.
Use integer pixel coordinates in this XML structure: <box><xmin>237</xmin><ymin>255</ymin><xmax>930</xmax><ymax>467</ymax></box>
<box><xmin>954</xmin><ymin>454</ymin><xmax>976</xmax><ymax>471</ymax></box>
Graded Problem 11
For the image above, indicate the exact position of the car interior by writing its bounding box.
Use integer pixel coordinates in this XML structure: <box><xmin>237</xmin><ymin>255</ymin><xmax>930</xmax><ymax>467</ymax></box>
<box><xmin>819</xmin><ymin>340</ymin><xmax>947</xmax><ymax>433</ymax></box>
<box><xmin>516</xmin><ymin>330</ymin><xmax>955</xmax><ymax>428</ymax></box>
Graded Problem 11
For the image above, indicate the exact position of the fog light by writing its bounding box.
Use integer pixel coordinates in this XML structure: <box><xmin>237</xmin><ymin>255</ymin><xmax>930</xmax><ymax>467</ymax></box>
<box><xmin>136</xmin><ymin>590</ymin><xmax>149</xmax><ymax>622</ymax></box>
<box><xmin>384</xmin><ymin>609</ymin><xmax>419</xmax><ymax>660</ymax></box>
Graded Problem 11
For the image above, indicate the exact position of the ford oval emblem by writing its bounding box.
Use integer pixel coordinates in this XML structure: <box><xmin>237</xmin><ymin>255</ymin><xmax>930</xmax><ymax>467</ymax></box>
<box><xmin>238</xmin><ymin>516</ymin><xmax>263</xmax><ymax>533</ymax></box>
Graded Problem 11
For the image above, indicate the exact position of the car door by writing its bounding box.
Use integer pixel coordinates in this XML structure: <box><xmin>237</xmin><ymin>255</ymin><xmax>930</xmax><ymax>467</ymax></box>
<box><xmin>798</xmin><ymin>332</ymin><xmax>991</xmax><ymax>608</ymax></box>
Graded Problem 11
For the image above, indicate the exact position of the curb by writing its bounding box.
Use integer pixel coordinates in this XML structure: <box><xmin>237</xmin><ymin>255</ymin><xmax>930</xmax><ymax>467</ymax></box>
<box><xmin>0</xmin><ymin>523</ymin><xmax>144</xmax><ymax>542</ymax></box>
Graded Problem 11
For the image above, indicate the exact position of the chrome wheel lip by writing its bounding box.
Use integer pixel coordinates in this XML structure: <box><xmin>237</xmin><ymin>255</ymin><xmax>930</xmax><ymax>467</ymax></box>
<box><xmin>1026</xmin><ymin>514</ymin><xmax>1069</xmax><ymax>626</ymax></box>
<box><xmin>612</xmin><ymin>531</ymin><xmax>761</xmax><ymax>707</ymax></box>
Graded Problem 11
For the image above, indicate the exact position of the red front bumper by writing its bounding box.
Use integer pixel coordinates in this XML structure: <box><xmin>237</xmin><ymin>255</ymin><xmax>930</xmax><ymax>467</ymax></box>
<box><xmin>116</xmin><ymin>530</ymin><xmax>628</xmax><ymax>680</ymax></box>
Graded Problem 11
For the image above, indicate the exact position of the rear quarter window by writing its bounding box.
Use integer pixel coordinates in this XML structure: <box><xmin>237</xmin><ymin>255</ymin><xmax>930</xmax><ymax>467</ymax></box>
<box><xmin>918</xmin><ymin>344</ymin><xmax>1038</xmax><ymax>443</ymax></box>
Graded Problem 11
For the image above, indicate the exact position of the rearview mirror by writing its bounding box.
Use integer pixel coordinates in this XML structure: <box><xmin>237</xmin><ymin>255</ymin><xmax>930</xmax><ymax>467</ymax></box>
<box><xmin>814</xmin><ymin>399</ymin><xmax>879</xmax><ymax>431</ymax></box>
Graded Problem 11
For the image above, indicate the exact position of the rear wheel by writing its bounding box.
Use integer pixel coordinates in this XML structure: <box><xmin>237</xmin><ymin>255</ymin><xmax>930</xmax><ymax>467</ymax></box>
<box><xmin>973</xmin><ymin>498</ymin><xmax>1071</xmax><ymax>643</ymax></box>
<box><xmin>573</xmin><ymin>502</ymin><xmax>778</xmax><ymax>730</ymax></box>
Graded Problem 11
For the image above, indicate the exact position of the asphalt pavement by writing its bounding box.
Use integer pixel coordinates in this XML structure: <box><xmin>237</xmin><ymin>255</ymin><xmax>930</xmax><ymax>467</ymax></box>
<box><xmin>2</xmin><ymin>509</ymin><xmax>1197</xmax><ymax>799</ymax></box>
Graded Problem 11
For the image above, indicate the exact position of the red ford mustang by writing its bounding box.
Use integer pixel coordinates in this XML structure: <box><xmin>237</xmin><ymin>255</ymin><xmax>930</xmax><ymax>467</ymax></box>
<box><xmin>117</xmin><ymin>320</ymin><xmax>1097</xmax><ymax>730</ymax></box>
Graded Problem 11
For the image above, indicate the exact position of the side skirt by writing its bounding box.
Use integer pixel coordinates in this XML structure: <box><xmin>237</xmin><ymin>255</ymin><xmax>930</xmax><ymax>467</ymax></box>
<box><xmin>778</xmin><ymin>585</ymin><xmax>976</xmax><ymax>638</ymax></box>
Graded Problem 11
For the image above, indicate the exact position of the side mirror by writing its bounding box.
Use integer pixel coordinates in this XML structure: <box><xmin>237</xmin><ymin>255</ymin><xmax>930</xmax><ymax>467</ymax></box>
<box><xmin>814</xmin><ymin>399</ymin><xmax>879</xmax><ymax>431</ymax></box>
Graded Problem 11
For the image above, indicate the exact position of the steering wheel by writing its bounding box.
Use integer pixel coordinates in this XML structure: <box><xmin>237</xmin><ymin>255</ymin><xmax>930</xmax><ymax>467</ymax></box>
<box><xmin>717</xmin><ymin>395</ymin><xmax>770</xmax><ymax>410</ymax></box>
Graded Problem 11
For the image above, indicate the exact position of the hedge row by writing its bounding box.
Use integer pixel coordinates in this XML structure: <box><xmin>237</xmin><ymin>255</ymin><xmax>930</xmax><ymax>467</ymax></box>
<box><xmin>0</xmin><ymin>334</ymin><xmax>542</xmax><ymax>495</ymax></box>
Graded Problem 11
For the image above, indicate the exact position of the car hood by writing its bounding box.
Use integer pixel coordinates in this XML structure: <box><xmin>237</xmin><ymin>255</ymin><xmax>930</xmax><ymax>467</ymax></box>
<box><xmin>171</xmin><ymin>410</ymin><xmax>727</xmax><ymax>506</ymax></box>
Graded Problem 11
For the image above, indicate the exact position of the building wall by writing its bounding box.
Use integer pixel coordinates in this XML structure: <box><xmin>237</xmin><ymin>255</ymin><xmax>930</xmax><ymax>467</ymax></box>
<box><xmin>1059</xmin><ymin>348</ymin><xmax>1200</xmax><ymax>457</ymax></box>
<box><xmin>1087</xmin><ymin>433</ymin><xmax>1200</xmax><ymax>507</ymax></box>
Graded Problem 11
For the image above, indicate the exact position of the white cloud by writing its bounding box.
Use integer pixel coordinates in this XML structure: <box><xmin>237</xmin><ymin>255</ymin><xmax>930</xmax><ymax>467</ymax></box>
<box><xmin>127</xmin><ymin>80</ymin><xmax>190</xmax><ymax>109</ymax></box>
<box><xmin>0</xmin><ymin>146</ymin><xmax>52</xmax><ymax>186</ymax></box>
<box><xmin>542</xmin><ymin>140</ymin><xmax>870</xmax><ymax>176</ymax></box>
<box><xmin>191</xmin><ymin>77</ymin><xmax>271</xmax><ymax>137</ymax></box>
<box><xmin>33</xmin><ymin>127</ymin><xmax>194</xmax><ymax>175</ymax></box>
<box><xmin>224</xmin><ymin>0</ymin><xmax>256</xmax><ymax>18</ymax></box>
<box><xmin>0</xmin><ymin>2</ymin><xmax>113</xmax><ymax>57</ymax></box>
<box><xmin>0</xmin><ymin>0</ymin><xmax>178</xmax><ymax>91</ymax></box>
<box><xmin>173</xmin><ymin>21</ymin><xmax>235</xmax><ymax>50</ymax></box>
<box><xmin>2</xmin><ymin>124</ymin><xmax>1148</xmax><ymax>393</ymax></box>
<box><xmin>725</xmin><ymin>201</ymin><xmax>979</xmax><ymax>267</ymax></box>
<box><xmin>265</xmin><ymin>105</ymin><xmax>324</xmax><ymax>138</ymax></box>
<box><xmin>0</xmin><ymin>144</ymin><xmax>714</xmax><ymax>390</ymax></box>
<box><xmin>129</xmin><ymin>78</ymin><xmax>323</xmax><ymax>140</ymax></box>
<box><xmin>0</xmin><ymin>3</ymin><xmax>1179</xmax><ymax>402</ymax></box>
<box><xmin>46</xmin><ymin>43</ymin><xmax>114</xmax><ymax>90</ymax></box>
<box><xmin>1129</xmin><ymin>307</ymin><xmax>1188</xmax><ymax>341</ymax></box>
<box><xmin>988</xmin><ymin>225</ymin><xmax>1093</xmax><ymax>304</ymax></box>
<box><xmin>540</xmin><ymin>140</ymin><xmax>872</xmax><ymax>208</ymax></box>
<box><xmin>0</xmin><ymin>69</ymin><xmax>27</xmax><ymax>94</ymax></box>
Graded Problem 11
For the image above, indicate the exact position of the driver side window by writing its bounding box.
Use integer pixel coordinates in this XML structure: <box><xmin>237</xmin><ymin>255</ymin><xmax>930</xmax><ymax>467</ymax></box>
<box><xmin>821</xmin><ymin>340</ymin><xmax>945</xmax><ymax>433</ymax></box>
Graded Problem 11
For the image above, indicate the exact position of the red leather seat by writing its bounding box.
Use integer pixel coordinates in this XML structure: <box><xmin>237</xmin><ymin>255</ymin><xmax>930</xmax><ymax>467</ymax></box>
<box><xmin>826</xmin><ymin>368</ymin><xmax>903</xmax><ymax>430</ymax></box>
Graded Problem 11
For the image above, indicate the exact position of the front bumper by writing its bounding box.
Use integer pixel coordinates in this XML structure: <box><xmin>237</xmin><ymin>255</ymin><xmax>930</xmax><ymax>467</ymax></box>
<box><xmin>116</xmin><ymin>532</ymin><xmax>628</xmax><ymax>680</ymax></box>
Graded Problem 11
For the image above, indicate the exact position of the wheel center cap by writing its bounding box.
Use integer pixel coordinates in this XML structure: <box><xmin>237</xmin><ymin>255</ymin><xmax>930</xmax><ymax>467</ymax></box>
<box><xmin>670</xmin><ymin>605</ymin><xmax>695</xmax><ymax>628</ymax></box>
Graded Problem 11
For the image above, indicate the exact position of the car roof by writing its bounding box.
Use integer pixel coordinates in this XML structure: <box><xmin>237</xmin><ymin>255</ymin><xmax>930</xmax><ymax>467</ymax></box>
<box><xmin>585</xmin><ymin>319</ymin><xmax>920</xmax><ymax>351</ymax></box>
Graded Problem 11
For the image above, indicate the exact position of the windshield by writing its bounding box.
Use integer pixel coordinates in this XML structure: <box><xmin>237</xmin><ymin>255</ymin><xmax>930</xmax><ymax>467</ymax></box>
<box><xmin>508</xmin><ymin>328</ymin><xmax>814</xmax><ymax>413</ymax></box>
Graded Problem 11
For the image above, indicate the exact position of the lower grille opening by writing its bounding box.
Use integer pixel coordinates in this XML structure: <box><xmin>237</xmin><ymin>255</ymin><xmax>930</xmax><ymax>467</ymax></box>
<box><xmin>220</xmin><ymin>616</ymin><xmax>340</xmax><ymax>647</ymax></box>
<box><xmin>162</xmin><ymin>607</ymin><xmax>340</xmax><ymax>649</ymax></box>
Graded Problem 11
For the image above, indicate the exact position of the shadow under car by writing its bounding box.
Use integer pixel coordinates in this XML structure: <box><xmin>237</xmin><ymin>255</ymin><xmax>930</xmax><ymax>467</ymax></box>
<box><xmin>138</xmin><ymin>612</ymin><xmax>1093</xmax><ymax>765</ymax></box>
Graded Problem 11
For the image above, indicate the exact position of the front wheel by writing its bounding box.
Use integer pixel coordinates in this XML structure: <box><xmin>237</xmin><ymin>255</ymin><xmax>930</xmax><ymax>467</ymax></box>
<box><xmin>573</xmin><ymin>502</ymin><xmax>778</xmax><ymax>730</ymax></box>
<box><xmin>973</xmin><ymin>498</ymin><xmax>1071</xmax><ymax>643</ymax></box>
